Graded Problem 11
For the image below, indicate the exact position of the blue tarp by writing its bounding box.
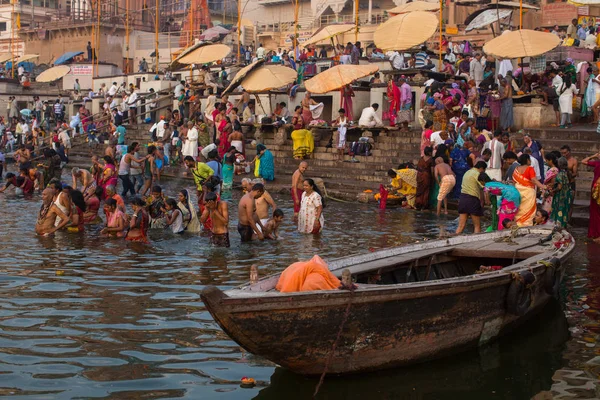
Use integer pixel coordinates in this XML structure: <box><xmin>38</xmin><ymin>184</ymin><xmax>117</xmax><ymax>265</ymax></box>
<box><xmin>55</xmin><ymin>51</ymin><xmax>84</xmax><ymax>65</ymax></box>
<box><xmin>5</xmin><ymin>61</ymin><xmax>35</xmax><ymax>73</ymax></box>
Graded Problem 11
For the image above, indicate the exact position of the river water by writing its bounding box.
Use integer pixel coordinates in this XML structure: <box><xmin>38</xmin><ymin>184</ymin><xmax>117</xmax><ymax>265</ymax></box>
<box><xmin>0</xmin><ymin>176</ymin><xmax>599</xmax><ymax>399</ymax></box>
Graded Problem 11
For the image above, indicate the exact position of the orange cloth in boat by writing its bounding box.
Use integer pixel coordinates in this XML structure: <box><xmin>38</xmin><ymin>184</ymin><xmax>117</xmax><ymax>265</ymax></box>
<box><xmin>276</xmin><ymin>255</ymin><xmax>341</xmax><ymax>293</ymax></box>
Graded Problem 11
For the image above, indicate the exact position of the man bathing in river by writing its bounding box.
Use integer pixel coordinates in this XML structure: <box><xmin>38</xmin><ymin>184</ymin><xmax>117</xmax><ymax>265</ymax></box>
<box><xmin>36</xmin><ymin>188</ymin><xmax>70</xmax><ymax>236</ymax></box>
<box><xmin>291</xmin><ymin>161</ymin><xmax>308</xmax><ymax>221</ymax></box>
<box><xmin>434</xmin><ymin>157</ymin><xmax>455</xmax><ymax>216</ymax></box>
<box><xmin>255</xmin><ymin>180</ymin><xmax>277</xmax><ymax>228</ymax></box>
<box><xmin>238</xmin><ymin>183</ymin><xmax>265</xmax><ymax>241</ymax></box>
<box><xmin>72</xmin><ymin>167</ymin><xmax>96</xmax><ymax>200</ymax></box>
<box><xmin>201</xmin><ymin>192</ymin><xmax>230</xmax><ymax>247</ymax></box>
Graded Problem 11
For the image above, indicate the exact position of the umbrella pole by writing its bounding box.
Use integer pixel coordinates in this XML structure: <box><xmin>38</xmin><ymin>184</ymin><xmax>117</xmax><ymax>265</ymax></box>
<box><xmin>519</xmin><ymin>0</ymin><xmax>523</xmax><ymax>29</ymax></box>
<box><xmin>355</xmin><ymin>0</ymin><xmax>359</xmax><ymax>42</ymax></box>
<box><xmin>237</xmin><ymin>0</ymin><xmax>241</xmax><ymax>64</ymax></box>
<box><xmin>439</xmin><ymin>0</ymin><xmax>443</xmax><ymax>67</ymax></box>
<box><xmin>255</xmin><ymin>94</ymin><xmax>266</xmax><ymax>115</ymax></box>
<box><xmin>155</xmin><ymin>0</ymin><xmax>159</xmax><ymax>74</ymax></box>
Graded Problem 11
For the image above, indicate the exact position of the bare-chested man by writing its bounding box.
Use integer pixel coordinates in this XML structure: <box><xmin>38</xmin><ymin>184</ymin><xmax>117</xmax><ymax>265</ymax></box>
<box><xmin>434</xmin><ymin>157</ymin><xmax>456</xmax><ymax>216</ymax></box>
<box><xmin>72</xmin><ymin>167</ymin><xmax>96</xmax><ymax>200</ymax></box>
<box><xmin>36</xmin><ymin>188</ymin><xmax>70</xmax><ymax>236</ymax></box>
<box><xmin>238</xmin><ymin>183</ymin><xmax>265</xmax><ymax>242</ymax></box>
<box><xmin>229</xmin><ymin>130</ymin><xmax>244</xmax><ymax>154</ymax></box>
<box><xmin>201</xmin><ymin>192</ymin><xmax>230</xmax><ymax>247</ymax></box>
<box><xmin>255</xmin><ymin>181</ymin><xmax>277</xmax><ymax>227</ymax></box>
<box><xmin>561</xmin><ymin>145</ymin><xmax>578</xmax><ymax>219</ymax></box>
<box><xmin>236</xmin><ymin>90</ymin><xmax>251</xmax><ymax>112</ymax></box>
<box><xmin>291</xmin><ymin>161</ymin><xmax>308</xmax><ymax>221</ymax></box>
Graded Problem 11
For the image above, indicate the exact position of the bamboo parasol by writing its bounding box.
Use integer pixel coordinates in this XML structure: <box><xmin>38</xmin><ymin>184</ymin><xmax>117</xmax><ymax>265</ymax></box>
<box><xmin>305</xmin><ymin>64</ymin><xmax>379</xmax><ymax>94</ymax></box>
<box><xmin>176</xmin><ymin>44</ymin><xmax>231</xmax><ymax>65</ymax></box>
<box><xmin>240</xmin><ymin>65</ymin><xmax>297</xmax><ymax>93</ymax></box>
<box><xmin>465</xmin><ymin>9</ymin><xmax>512</xmax><ymax>31</ymax></box>
<box><xmin>16</xmin><ymin>54</ymin><xmax>39</xmax><ymax>63</ymax></box>
<box><xmin>388</xmin><ymin>1</ymin><xmax>440</xmax><ymax>15</ymax></box>
<box><xmin>170</xmin><ymin>42</ymin><xmax>209</xmax><ymax>70</ymax></box>
<box><xmin>301</xmin><ymin>24</ymin><xmax>356</xmax><ymax>47</ymax></box>
<box><xmin>35</xmin><ymin>65</ymin><xmax>71</xmax><ymax>82</ymax></box>
<box><xmin>483</xmin><ymin>29</ymin><xmax>561</xmax><ymax>58</ymax></box>
<box><xmin>374</xmin><ymin>11</ymin><xmax>438</xmax><ymax>51</ymax></box>
<box><xmin>223</xmin><ymin>59</ymin><xmax>266</xmax><ymax>95</ymax></box>
<box><xmin>0</xmin><ymin>54</ymin><xmax>15</xmax><ymax>63</ymax></box>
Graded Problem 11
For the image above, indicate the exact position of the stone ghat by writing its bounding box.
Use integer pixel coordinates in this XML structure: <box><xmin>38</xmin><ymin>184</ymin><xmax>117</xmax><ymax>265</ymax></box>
<box><xmin>65</xmin><ymin>123</ymin><xmax>595</xmax><ymax>223</ymax></box>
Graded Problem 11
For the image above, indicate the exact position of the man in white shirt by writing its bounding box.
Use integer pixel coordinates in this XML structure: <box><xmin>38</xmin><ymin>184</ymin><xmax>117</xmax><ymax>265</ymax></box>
<box><xmin>127</xmin><ymin>88</ymin><xmax>138</xmax><ymax>125</ymax></box>
<box><xmin>58</xmin><ymin>129</ymin><xmax>71</xmax><ymax>156</ymax></box>
<box><xmin>387</xmin><ymin>51</ymin><xmax>404</xmax><ymax>70</ymax></box>
<box><xmin>469</xmin><ymin>53</ymin><xmax>484</xmax><ymax>87</ymax></box>
<box><xmin>483</xmin><ymin>130</ymin><xmax>505</xmax><ymax>181</ymax></box>
<box><xmin>108</xmin><ymin>82</ymin><xmax>118</xmax><ymax>96</ymax></box>
<box><xmin>444</xmin><ymin>48</ymin><xmax>456</xmax><ymax>64</ymax></box>
<box><xmin>74</xmin><ymin>79</ymin><xmax>81</xmax><ymax>91</ymax></box>
<box><xmin>174</xmin><ymin>80</ymin><xmax>185</xmax><ymax>98</ymax></box>
<box><xmin>358</xmin><ymin>103</ymin><xmax>383</xmax><ymax>127</ymax></box>
<box><xmin>584</xmin><ymin>26</ymin><xmax>597</xmax><ymax>49</ymax></box>
<box><xmin>550</xmin><ymin>70</ymin><xmax>563</xmax><ymax>96</ymax></box>
<box><xmin>17</xmin><ymin>65</ymin><xmax>24</xmax><ymax>78</ymax></box>
<box><xmin>430</xmin><ymin>130</ymin><xmax>449</xmax><ymax>147</ymax></box>
<box><xmin>256</xmin><ymin>44</ymin><xmax>266</xmax><ymax>60</ymax></box>
<box><xmin>156</xmin><ymin>116</ymin><xmax>166</xmax><ymax>140</ymax></box>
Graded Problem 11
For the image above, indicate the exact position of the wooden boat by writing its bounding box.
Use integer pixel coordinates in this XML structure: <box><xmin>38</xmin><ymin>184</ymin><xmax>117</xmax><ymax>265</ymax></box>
<box><xmin>201</xmin><ymin>227</ymin><xmax>575</xmax><ymax>375</ymax></box>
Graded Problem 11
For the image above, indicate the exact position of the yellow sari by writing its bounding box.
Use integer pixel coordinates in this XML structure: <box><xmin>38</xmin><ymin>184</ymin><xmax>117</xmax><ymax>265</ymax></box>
<box><xmin>513</xmin><ymin>166</ymin><xmax>536</xmax><ymax>227</ymax></box>
<box><xmin>291</xmin><ymin>129</ymin><xmax>314</xmax><ymax>159</ymax></box>
<box><xmin>393</xmin><ymin>168</ymin><xmax>418</xmax><ymax>208</ymax></box>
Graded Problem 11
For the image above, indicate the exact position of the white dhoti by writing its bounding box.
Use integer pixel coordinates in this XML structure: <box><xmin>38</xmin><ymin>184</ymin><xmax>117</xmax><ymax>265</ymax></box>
<box><xmin>487</xmin><ymin>168</ymin><xmax>502</xmax><ymax>182</ymax></box>
<box><xmin>231</xmin><ymin>140</ymin><xmax>243</xmax><ymax>153</ymax></box>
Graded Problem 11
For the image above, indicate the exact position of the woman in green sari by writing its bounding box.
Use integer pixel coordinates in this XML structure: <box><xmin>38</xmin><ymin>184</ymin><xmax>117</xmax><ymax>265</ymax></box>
<box><xmin>550</xmin><ymin>157</ymin><xmax>573</xmax><ymax>228</ymax></box>
<box><xmin>296</xmin><ymin>62</ymin><xmax>305</xmax><ymax>84</ymax></box>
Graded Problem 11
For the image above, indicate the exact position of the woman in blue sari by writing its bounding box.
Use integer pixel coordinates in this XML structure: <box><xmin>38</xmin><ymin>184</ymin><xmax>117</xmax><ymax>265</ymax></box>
<box><xmin>450</xmin><ymin>144</ymin><xmax>471</xmax><ymax>199</ymax></box>
<box><xmin>483</xmin><ymin>179</ymin><xmax>521</xmax><ymax>230</ymax></box>
<box><xmin>256</xmin><ymin>144</ymin><xmax>275</xmax><ymax>181</ymax></box>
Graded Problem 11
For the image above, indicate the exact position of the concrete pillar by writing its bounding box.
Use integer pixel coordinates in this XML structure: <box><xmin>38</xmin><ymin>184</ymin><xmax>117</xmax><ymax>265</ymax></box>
<box><xmin>368</xmin><ymin>0</ymin><xmax>372</xmax><ymax>24</ymax></box>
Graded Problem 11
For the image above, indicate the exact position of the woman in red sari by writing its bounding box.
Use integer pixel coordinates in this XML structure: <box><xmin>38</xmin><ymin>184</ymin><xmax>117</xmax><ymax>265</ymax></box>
<box><xmin>513</xmin><ymin>154</ymin><xmax>546</xmax><ymax>227</ymax></box>
<box><xmin>582</xmin><ymin>152</ymin><xmax>600</xmax><ymax>243</ymax></box>
<box><xmin>217</xmin><ymin>117</ymin><xmax>232</xmax><ymax>158</ymax></box>
<box><xmin>340</xmin><ymin>85</ymin><xmax>355</xmax><ymax>121</ymax></box>
<box><xmin>387</xmin><ymin>79</ymin><xmax>401</xmax><ymax>126</ymax></box>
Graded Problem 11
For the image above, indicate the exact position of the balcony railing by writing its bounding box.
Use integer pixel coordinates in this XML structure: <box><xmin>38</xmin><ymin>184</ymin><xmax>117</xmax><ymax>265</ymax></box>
<box><xmin>318</xmin><ymin>11</ymin><xmax>388</xmax><ymax>27</ymax></box>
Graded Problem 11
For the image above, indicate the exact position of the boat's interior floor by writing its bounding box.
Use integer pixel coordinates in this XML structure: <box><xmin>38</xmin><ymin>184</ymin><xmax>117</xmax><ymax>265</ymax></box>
<box><xmin>233</xmin><ymin>234</ymin><xmax>553</xmax><ymax>294</ymax></box>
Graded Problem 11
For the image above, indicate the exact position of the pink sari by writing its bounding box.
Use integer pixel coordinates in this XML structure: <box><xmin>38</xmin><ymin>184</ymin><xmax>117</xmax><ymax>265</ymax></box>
<box><xmin>542</xmin><ymin>167</ymin><xmax>558</xmax><ymax>212</ymax></box>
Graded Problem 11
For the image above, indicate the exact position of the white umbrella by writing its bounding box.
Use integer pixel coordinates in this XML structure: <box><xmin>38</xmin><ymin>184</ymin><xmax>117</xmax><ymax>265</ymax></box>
<box><xmin>465</xmin><ymin>9</ymin><xmax>512</xmax><ymax>32</ymax></box>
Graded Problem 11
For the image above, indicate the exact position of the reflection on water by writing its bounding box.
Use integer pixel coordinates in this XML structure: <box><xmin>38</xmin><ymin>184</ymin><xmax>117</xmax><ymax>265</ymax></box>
<box><xmin>0</xmin><ymin>175</ymin><xmax>598</xmax><ymax>398</ymax></box>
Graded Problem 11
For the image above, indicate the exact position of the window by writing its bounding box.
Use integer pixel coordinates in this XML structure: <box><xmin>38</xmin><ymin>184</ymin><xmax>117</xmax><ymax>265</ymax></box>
<box><xmin>0</xmin><ymin>22</ymin><xmax>6</xmax><ymax>32</ymax></box>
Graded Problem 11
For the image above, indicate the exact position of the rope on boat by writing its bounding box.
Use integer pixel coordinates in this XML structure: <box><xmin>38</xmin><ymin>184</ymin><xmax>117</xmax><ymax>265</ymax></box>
<box><xmin>313</xmin><ymin>273</ymin><xmax>356</xmax><ymax>398</ymax></box>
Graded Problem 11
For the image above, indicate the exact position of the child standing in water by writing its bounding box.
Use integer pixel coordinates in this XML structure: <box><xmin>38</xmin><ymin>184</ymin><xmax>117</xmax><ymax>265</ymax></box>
<box><xmin>333</xmin><ymin>108</ymin><xmax>348</xmax><ymax>161</ymax></box>
<box><xmin>263</xmin><ymin>209</ymin><xmax>284</xmax><ymax>239</ymax></box>
<box><xmin>164</xmin><ymin>198</ymin><xmax>184</xmax><ymax>234</ymax></box>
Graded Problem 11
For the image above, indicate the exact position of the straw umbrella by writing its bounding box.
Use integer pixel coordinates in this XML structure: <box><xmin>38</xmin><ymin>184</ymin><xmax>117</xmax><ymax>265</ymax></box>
<box><xmin>16</xmin><ymin>54</ymin><xmax>39</xmax><ymax>63</ymax></box>
<box><xmin>388</xmin><ymin>1</ymin><xmax>440</xmax><ymax>15</ymax></box>
<box><xmin>0</xmin><ymin>54</ymin><xmax>14</xmax><ymax>63</ymax></box>
<box><xmin>374</xmin><ymin>11</ymin><xmax>439</xmax><ymax>51</ymax></box>
<box><xmin>234</xmin><ymin>64</ymin><xmax>298</xmax><ymax>113</ymax></box>
<box><xmin>240</xmin><ymin>65</ymin><xmax>297</xmax><ymax>93</ymax></box>
<box><xmin>301</xmin><ymin>24</ymin><xmax>356</xmax><ymax>48</ymax></box>
<box><xmin>483</xmin><ymin>29</ymin><xmax>561</xmax><ymax>58</ymax></box>
<box><xmin>223</xmin><ymin>59</ymin><xmax>265</xmax><ymax>95</ymax></box>
<box><xmin>304</xmin><ymin>64</ymin><xmax>379</xmax><ymax>94</ymax></box>
<box><xmin>176</xmin><ymin>44</ymin><xmax>231</xmax><ymax>65</ymax></box>
<box><xmin>35</xmin><ymin>65</ymin><xmax>71</xmax><ymax>83</ymax></box>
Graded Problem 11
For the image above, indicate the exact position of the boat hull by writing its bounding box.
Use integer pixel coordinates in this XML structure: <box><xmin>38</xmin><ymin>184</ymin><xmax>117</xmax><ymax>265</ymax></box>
<box><xmin>201</xmin><ymin>230</ymin><xmax>574</xmax><ymax>375</ymax></box>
